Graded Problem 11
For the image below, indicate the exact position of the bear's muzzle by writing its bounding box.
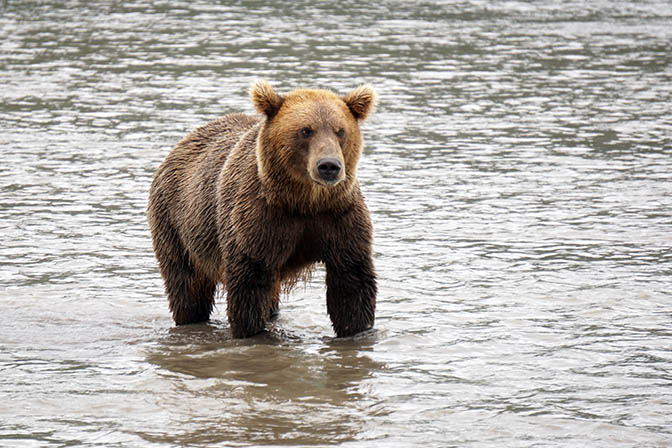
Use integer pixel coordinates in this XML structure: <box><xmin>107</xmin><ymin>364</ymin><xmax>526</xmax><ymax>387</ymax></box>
<box><xmin>308</xmin><ymin>140</ymin><xmax>346</xmax><ymax>186</ymax></box>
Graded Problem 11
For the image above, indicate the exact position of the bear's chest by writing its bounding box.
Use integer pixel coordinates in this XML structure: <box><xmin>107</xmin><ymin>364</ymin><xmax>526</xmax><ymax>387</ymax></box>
<box><xmin>285</xmin><ymin>222</ymin><xmax>323</xmax><ymax>267</ymax></box>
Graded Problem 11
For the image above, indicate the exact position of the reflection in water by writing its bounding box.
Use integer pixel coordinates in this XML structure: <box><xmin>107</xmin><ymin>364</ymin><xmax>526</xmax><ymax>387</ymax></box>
<box><xmin>1</xmin><ymin>0</ymin><xmax>671</xmax><ymax>446</ymax></box>
<box><xmin>143</xmin><ymin>324</ymin><xmax>386</xmax><ymax>445</ymax></box>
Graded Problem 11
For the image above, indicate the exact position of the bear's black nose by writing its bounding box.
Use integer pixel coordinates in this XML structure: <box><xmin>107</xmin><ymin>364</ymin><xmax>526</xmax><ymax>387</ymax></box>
<box><xmin>317</xmin><ymin>158</ymin><xmax>342</xmax><ymax>182</ymax></box>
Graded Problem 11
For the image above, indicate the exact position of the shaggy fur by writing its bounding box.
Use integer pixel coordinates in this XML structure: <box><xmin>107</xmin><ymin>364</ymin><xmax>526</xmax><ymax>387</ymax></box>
<box><xmin>147</xmin><ymin>81</ymin><xmax>377</xmax><ymax>338</ymax></box>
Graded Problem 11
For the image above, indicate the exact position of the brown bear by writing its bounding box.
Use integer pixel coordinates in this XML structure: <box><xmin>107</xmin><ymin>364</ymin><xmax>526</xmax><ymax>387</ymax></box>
<box><xmin>147</xmin><ymin>81</ymin><xmax>377</xmax><ymax>338</ymax></box>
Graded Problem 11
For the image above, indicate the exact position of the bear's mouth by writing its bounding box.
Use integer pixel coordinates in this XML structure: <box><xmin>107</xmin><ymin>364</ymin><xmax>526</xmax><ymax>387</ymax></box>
<box><xmin>310</xmin><ymin>172</ymin><xmax>345</xmax><ymax>187</ymax></box>
<box><xmin>313</xmin><ymin>177</ymin><xmax>343</xmax><ymax>187</ymax></box>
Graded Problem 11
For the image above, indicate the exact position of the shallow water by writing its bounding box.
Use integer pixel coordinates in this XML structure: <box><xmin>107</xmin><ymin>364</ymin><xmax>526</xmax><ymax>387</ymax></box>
<box><xmin>1</xmin><ymin>1</ymin><xmax>671</xmax><ymax>446</ymax></box>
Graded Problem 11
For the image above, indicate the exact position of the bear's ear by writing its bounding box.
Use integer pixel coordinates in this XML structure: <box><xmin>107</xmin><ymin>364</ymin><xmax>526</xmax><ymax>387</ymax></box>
<box><xmin>342</xmin><ymin>84</ymin><xmax>377</xmax><ymax>122</ymax></box>
<box><xmin>250</xmin><ymin>80</ymin><xmax>284</xmax><ymax>118</ymax></box>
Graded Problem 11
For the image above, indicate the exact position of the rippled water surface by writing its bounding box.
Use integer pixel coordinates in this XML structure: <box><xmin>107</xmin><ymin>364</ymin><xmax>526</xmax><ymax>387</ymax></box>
<box><xmin>1</xmin><ymin>1</ymin><xmax>671</xmax><ymax>446</ymax></box>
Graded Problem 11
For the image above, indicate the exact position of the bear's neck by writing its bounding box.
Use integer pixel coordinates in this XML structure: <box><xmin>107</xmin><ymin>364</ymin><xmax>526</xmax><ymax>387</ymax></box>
<box><xmin>259</xmin><ymin>172</ymin><xmax>358</xmax><ymax>216</ymax></box>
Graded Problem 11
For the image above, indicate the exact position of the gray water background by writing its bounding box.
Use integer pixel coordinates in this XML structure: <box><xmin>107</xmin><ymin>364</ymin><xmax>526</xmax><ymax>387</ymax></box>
<box><xmin>1</xmin><ymin>1</ymin><xmax>671</xmax><ymax>446</ymax></box>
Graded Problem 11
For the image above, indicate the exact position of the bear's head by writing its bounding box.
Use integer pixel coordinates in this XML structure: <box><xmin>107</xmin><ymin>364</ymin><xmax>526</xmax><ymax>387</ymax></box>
<box><xmin>250</xmin><ymin>80</ymin><xmax>376</xmax><ymax>212</ymax></box>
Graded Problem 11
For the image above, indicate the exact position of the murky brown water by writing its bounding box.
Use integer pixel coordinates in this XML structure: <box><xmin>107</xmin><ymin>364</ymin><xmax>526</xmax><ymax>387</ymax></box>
<box><xmin>1</xmin><ymin>1</ymin><xmax>671</xmax><ymax>446</ymax></box>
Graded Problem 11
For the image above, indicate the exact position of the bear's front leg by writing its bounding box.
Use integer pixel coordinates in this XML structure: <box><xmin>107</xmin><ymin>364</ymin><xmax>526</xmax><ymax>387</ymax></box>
<box><xmin>325</xmin><ymin>254</ymin><xmax>377</xmax><ymax>338</ymax></box>
<box><xmin>225</xmin><ymin>253</ymin><xmax>276</xmax><ymax>338</ymax></box>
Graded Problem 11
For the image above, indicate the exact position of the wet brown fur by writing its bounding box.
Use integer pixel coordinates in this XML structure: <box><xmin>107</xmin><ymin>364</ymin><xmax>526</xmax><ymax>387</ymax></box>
<box><xmin>147</xmin><ymin>81</ymin><xmax>377</xmax><ymax>338</ymax></box>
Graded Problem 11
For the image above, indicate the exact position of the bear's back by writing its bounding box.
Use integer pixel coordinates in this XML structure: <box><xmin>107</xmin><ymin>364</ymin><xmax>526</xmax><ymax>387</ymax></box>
<box><xmin>178</xmin><ymin>113</ymin><xmax>259</xmax><ymax>161</ymax></box>
<box><xmin>148</xmin><ymin>113</ymin><xmax>260</xmax><ymax>279</ymax></box>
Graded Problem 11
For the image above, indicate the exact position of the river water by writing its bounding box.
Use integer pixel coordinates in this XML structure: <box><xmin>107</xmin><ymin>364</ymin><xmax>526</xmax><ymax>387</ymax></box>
<box><xmin>1</xmin><ymin>1</ymin><xmax>671</xmax><ymax>447</ymax></box>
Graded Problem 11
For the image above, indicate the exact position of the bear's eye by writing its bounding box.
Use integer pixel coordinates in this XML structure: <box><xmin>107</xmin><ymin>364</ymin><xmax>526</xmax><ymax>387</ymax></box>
<box><xmin>336</xmin><ymin>128</ymin><xmax>345</xmax><ymax>138</ymax></box>
<box><xmin>300</xmin><ymin>127</ymin><xmax>314</xmax><ymax>138</ymax></box>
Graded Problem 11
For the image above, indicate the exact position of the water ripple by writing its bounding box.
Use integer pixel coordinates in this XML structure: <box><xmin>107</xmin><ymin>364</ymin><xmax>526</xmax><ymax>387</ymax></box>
<box><xmin>2</xmin><ymin>1</ymin><xmax>672</xmax><ymax>446</ymax></box>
